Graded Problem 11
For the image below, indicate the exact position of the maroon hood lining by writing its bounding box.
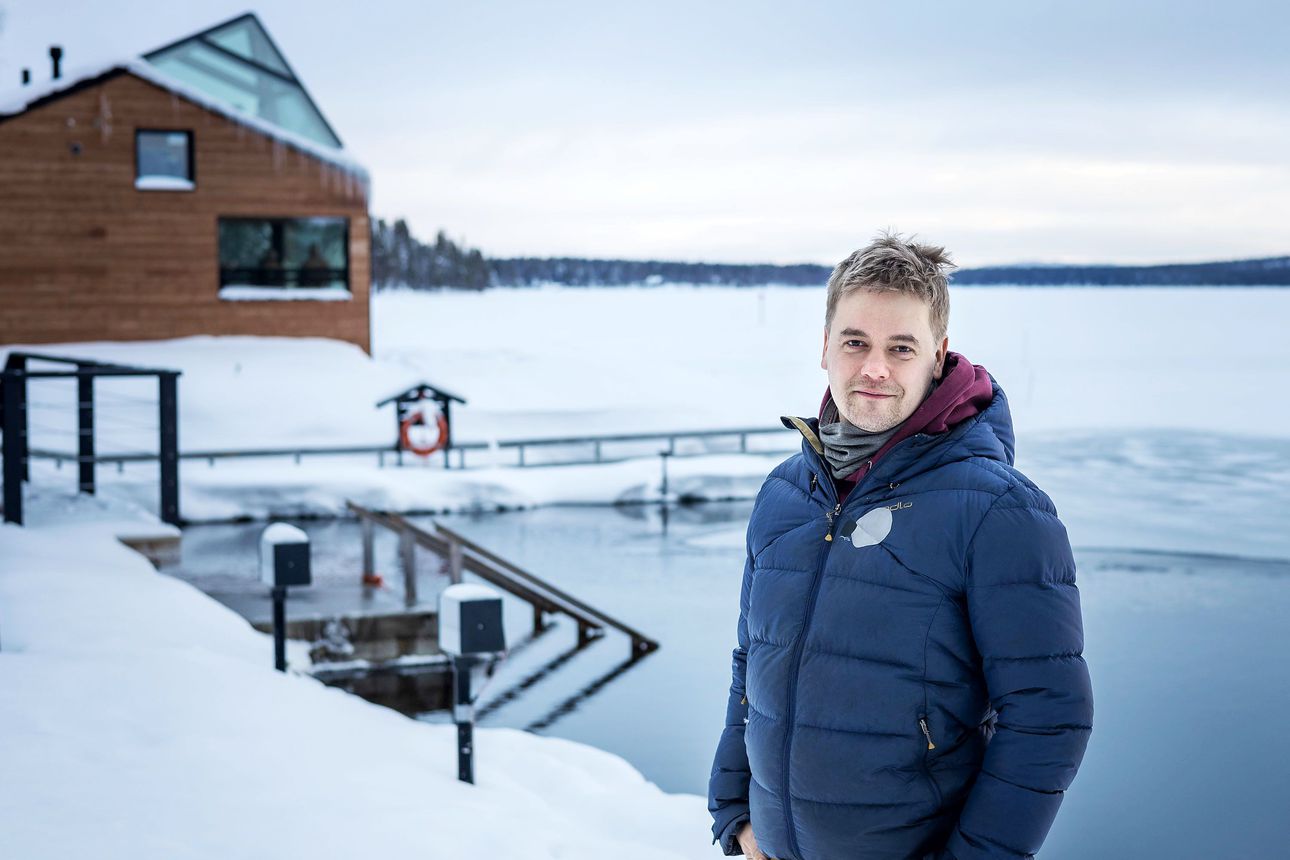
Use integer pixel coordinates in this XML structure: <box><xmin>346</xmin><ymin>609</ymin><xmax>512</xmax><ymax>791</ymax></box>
<box><xmin>819</xmin><ymin>351</ymin><xmax>994</xmax><ymax>487</ymax></box>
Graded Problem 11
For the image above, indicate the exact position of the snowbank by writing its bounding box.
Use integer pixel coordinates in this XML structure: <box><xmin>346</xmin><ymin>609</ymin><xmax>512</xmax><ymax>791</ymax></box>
<box><xmin>0</xmin><ymin>494</ymin><xmax>713</xmax><ymax>859</ymax></box>
<box><xmin>53</xmin><ymin>449</ymin><xmax>785</xmax><ymax>523</ymax></box>
<box><xmin>0</xmin><ymin>335</ymin><xmax>423</xmax><ymax>452</ymax></box>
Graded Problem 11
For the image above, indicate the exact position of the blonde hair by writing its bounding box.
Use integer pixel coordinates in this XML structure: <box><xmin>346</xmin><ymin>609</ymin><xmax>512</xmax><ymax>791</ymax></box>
<box><xmin>825</xmin><ymin>230</ymin><xmax>955</xmax><ymax>341</ymax></box>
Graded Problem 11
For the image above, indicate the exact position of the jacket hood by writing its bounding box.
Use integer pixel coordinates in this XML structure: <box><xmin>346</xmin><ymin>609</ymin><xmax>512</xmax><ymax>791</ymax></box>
<box><xmin>782</xmin><ymin>351</ymin><xmax>1011</xmax><ymax>487</ymax></box>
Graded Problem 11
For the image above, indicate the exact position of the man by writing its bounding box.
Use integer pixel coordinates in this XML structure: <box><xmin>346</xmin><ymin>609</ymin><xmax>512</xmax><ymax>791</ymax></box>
<box><xmin>707</xmin><ymin>232</ymin><xmax>1093</xmax><ymax>860</ymax></box>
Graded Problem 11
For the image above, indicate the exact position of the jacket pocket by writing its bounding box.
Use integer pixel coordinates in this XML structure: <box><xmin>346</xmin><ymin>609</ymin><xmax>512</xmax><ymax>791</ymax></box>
<box><xmin>917</xmin><ymin>714</ymin><xmax>944</xmax><ymax>806</ymax></box>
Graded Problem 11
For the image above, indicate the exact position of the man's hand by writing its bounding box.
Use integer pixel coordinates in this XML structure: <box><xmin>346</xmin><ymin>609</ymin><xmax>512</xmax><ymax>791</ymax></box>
<box><xmin>735</xmin><ymin>821</ymin><xmax>769</xmax><ymax>860</ymax></box>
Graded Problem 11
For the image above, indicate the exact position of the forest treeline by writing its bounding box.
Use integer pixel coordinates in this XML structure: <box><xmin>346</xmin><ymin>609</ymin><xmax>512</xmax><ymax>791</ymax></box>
<box><xmin>371</xmin><ymin>219</ymin><xmax>1290</xmax><ymax>289</ymax></box>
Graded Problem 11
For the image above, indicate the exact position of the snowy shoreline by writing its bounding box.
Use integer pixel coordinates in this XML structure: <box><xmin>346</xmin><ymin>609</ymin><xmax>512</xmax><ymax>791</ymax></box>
<box><xmin>0</xmin><ymin>488</ymin><xmax>716</xmax><ymax>859</ymax></box>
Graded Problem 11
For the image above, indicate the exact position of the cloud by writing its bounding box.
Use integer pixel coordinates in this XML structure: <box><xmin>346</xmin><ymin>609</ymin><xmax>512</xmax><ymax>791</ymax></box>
<box><xmin>8</xmin><ymin>0</ymin><xmax>1290</xmax><ymax>263</ymax></box>
<box><xmin>361</xmin><ymin>93</ymin><xmax>1290</xmax><ymax>264</ymax></box>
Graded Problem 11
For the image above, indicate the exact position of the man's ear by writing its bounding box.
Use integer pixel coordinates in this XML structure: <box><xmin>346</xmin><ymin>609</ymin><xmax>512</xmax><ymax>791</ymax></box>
<box><xmin>933</xmin><ymin>337</ymin><xmax>949</xmax><ymax>378</ymax></box>
<box><xmin>820</xmin><ymin>325</ymin><xmax>829</xmax><ymax>371</ymax></box>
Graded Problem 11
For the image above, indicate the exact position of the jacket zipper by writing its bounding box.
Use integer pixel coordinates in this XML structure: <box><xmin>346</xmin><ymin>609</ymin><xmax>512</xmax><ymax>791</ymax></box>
<box><xmin>777</xmin><ymin>444</ymin><xmax>896</xmax><ymax>859</ymax></box>
<box><xmin>918</xmin><ymin>714</ymin><xmax>943</xmax><ymax>807</ymax></box>
<box><xmin>779</xmin><ymin>512</ymin><xmax>836</xmax><ymax>859</ymax></box>
<box><xmin>919</xmin><ymin>716</ymin><xmax>936</xmax><ymax>750</ymax></box>
<box><xmin>823</xmin><ymin>502</ymin><xmax>842</xmax><ymax>541</ymax></box>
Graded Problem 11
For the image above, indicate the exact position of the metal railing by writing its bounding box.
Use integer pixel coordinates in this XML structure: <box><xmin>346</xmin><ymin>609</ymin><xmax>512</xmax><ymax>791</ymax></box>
<box><xmin>3</xmin><ymin>351</ymin><xmax>181</xmax><ymax>525</ymax></box>
<box><xmin>347</xmin><ymin>501</ymin><xmax>659</xmax><ymax>655</ymax></box>
<box><xmin>26</xmin><ymin>424</ymin><xmax>798</xmax><ymax>471</ymax></box>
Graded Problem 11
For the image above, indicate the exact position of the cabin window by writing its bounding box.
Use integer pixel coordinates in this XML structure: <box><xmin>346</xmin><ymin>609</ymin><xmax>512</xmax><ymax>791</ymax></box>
<box><xmin>135</xmin><ymin>130</ymin><xmax>195</xmax><ymax>191</ymax></box>
<box><xmin>217</xmin><ymin>216</ymin><xmax>350</xmax><ymax>295</ymax></box>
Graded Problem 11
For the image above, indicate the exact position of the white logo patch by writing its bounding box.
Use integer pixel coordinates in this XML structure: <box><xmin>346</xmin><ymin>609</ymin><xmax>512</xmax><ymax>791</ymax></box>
<box><xmin>847</xmin><ymin>506</ymin><xmax>893</xmax><ymax>548</ymax></box>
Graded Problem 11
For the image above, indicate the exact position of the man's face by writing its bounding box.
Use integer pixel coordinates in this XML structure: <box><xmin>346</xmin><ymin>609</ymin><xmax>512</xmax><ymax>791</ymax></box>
<box><xmin>820</xmin><ymin>290</ymin><xmax>948</xmax><ymax>432</ymax></box>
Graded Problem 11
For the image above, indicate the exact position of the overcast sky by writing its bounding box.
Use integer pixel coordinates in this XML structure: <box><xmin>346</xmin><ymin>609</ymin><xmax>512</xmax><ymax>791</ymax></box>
<box><xmin>3</xmin><ymin>0</ymin><xmax>1289</xmax><ymax>266</ymax></box>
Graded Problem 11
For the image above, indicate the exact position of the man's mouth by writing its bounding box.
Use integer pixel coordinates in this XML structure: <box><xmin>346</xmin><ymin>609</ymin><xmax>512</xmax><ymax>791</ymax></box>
<box><xmin>853</xmin><ymin>390</ymin><xmax>895</xmax><ymax>399</ymax></box>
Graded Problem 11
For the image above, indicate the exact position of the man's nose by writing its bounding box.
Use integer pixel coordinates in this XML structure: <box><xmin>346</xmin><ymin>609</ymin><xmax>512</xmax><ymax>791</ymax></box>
<box><xmin>860</xmin><ymin>355</ymin><xmax>890</xmax><ymax>380</ymax></box>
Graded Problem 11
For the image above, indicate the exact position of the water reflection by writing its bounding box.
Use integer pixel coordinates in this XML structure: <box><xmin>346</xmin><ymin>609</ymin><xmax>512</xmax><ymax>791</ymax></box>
<box><xmin>314</xmin><ymin>659</ymin><xmax>453</xmax><ymax>716</ymax></box>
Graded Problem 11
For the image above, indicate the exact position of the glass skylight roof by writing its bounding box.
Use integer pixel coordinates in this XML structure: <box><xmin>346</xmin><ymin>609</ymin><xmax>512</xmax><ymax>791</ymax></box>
<box><xmin>143</xmin><ymin>14</ymin><xmax>342</xmax><ymax>149</ymax></box>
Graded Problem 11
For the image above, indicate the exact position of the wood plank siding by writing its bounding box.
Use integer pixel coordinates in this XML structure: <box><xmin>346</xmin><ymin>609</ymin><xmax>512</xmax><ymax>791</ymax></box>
<box><xmin>0</xmin><ymin>72</ymin><xmax>372</xmax><ymax>353</ymax></box>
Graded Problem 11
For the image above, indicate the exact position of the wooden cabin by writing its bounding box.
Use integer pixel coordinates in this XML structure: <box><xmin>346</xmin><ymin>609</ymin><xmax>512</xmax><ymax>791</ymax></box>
<box><xmin>0</xmin><ymin>14</ymin><xmax>373</xmax><ymax>353</ymax></box>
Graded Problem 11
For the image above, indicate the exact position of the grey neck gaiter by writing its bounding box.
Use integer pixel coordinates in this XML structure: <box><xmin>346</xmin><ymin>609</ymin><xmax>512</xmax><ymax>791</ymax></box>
<box><xmin>818</xmin><ymin>378</ymin><xmax>940</xmax><ymax>480</ymax></box>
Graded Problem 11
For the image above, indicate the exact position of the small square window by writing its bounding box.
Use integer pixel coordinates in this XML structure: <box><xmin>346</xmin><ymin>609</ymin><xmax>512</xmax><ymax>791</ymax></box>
<box><xmin>135</xmin><ymin>130</ymin><xmax>194</xmax><ymax>191</ymax></box>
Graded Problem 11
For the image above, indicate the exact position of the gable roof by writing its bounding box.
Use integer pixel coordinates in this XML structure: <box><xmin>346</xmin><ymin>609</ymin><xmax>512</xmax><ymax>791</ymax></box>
<box><xmin>0</xmin><ymin>13</ymin><xmax>367</xmax><ymax>184</ymax></box>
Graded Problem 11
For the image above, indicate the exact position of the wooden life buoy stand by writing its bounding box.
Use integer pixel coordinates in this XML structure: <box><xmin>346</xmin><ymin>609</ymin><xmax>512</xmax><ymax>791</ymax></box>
<box><xmin>399</xmin><ymin>403</ymin><xmax>450</xmax><ymax>457</ymax></box>
<box><xmin>378</xmin><ymin>380</ymin><xmax>466</xmax><ymax>469</ymax></box>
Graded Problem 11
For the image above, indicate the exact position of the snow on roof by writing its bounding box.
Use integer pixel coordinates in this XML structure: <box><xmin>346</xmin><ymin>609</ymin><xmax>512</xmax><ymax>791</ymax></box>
<box><xmin>0</xmin><ymin>57</ymin><xmax>369</xmax><ymax>185</ymax></box>
<box><xmin>375</xmin><ymin>380</ymin><xmax>468</xmax><ymax>406</ymax></box>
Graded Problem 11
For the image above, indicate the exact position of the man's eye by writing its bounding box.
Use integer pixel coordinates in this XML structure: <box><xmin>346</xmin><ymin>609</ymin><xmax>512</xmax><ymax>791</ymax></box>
<box><xmin>892</xmin><ymin>346</ymin><xmax>913</xmax><ymax>354</ymax></box>
<box><xmin>844</xmin><ymin>340</ymin><xmax>865</xmax><ymax>349</ymax></box>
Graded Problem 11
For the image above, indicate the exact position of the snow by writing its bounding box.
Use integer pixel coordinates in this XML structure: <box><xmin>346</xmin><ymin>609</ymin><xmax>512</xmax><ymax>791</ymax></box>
<box><xmin>371</xmin><ymin>284</ymin><xmax>1290</xmax><ymax>439</ymax></box>
<box><xmin>260</xmin><ymin>521</ymin><xmax>308</xmax><ymax>546</ymax></box>
<box><xmin>2</xmin><ymin>335</ymin><xmax>423</xmax><ymax>452</ymax></box>
<box><xmin>218</xmin><ymin>285</ymin><xmax>353</xmax><ymax>301</ymax></box>
<box><xmin>4</xmin><ymin>284</ymin><xmax>1290</xmax><ymax>857</ymax></box>
<box><xmin>20</xmin><ymin>283</ymin><xmax>1289</xmax><ymax>451</ymax></box>
<box><xmin>442</xmin><ymin>582</ymin><xmax>507</xmax><ymax>602</ymax></box>
<box><xmin>0</xmin><ymin>58</ymin><xmax>368</xmax><ymax>185</ymax></box>
<box><xmin>0</xmin><ymin>491</ymin><xmax>711</xmax><ymax>859</ymax></box>
<box><xmin>134</xmin><ymin>174</ymin><xmax>195</xmax><ymax>191</ymax></box>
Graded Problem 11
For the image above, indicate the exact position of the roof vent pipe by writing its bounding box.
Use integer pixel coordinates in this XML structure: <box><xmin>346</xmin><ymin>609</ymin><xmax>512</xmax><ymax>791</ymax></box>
<box><xmin>50</xmin><ymin>45</ymin><xmax>63</xmax><ymax>80</ymax></box>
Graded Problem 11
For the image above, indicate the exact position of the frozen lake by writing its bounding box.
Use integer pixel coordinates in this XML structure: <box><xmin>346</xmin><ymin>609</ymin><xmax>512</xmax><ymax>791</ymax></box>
<box><xmin>168</xmin><ymin>428</ymin><xmax>1290</xmax><ymax>858</ymax></box>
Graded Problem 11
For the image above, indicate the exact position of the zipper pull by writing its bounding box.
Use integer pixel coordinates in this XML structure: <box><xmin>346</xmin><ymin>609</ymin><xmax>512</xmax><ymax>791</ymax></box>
<box><xmin>919</xmin><ymin>717</ymin><xmax>936</xmax><ymax>750</ymax></box>
<box><xmin>824</xmin><ymin>502</ymin><xmax>842</xmax><ymax>542</ymax></box>
<box><xmin>809</xmin><ymin>472</ymin><xmax>818</xmax><ymax>493</ymax></box>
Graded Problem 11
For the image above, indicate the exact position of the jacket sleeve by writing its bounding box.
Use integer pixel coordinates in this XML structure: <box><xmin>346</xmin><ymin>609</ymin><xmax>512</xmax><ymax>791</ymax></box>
<box><xmin>708</xmin><ymin>543</ymin><xmax>755</xmax><ymax>856</ymax></box>
<box><xmin>940</xmin><ymin>486</ymin><xmax>1094</xmax><ymax>860</ymax></box>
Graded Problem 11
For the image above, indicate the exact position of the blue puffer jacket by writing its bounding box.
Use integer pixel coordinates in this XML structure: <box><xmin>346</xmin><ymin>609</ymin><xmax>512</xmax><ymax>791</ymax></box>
<box><xmin>708</xmin><ymin>377</ymin><xmax>1093</xmax><ymax>860</ymax></box>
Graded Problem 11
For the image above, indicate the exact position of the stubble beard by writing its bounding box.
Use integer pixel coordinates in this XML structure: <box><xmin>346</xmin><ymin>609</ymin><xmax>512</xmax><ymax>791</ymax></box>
<box><xmin>842</xmin><ymin>390</ymin><xmax>903</xmax><ymax>432</ymax></box>
<box><xmin>841</xmin><ymin>370</ymin><xmax>935</xmax><ymax>433</ymax></box>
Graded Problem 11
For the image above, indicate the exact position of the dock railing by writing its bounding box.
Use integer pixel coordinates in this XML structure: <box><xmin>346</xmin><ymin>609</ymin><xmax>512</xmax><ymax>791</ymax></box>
<box><xmin>346</xmin><ymin>500</ymin><xmax>658</xmax><ymax>656</ymax></box>
<box><xmin>28</xmin><ymin>424</ymin><xmax>794</xmax><ymax>471</ymax></box>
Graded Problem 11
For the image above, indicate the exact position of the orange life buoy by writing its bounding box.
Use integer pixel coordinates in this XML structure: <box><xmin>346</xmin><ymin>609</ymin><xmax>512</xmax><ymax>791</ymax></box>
<box><xmin>399</xmin><ymin>405</ymin><xmax>449</xmax><ymax>457</ymax></box>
